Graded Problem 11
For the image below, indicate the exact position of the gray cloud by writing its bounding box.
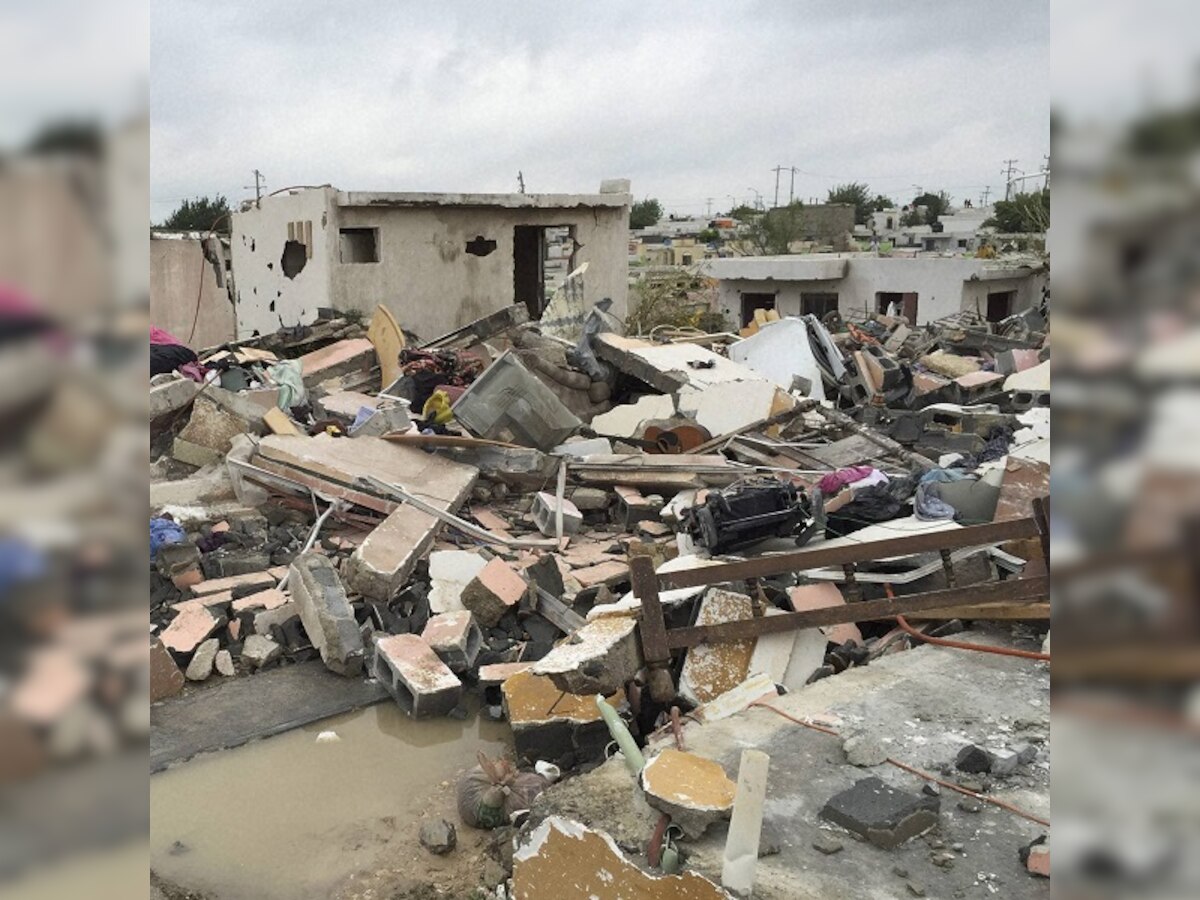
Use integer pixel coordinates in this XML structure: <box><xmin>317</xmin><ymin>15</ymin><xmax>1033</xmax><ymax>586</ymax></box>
<box><xmin>150</xmin><ymin>0</ymin><xmax>1049</xmax><ymax>221</ymax></box>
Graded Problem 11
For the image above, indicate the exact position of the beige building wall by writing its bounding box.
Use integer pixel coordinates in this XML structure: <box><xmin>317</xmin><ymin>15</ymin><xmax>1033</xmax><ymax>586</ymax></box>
<box><xmin>150</xmin><ymin>237</ymin><xmax>235</xmax><ymax>348</ymax></box>
<box><xmin>231</xmin><ymin>188</ymin><xmax>630</xmax><ymax>342</ymax></box>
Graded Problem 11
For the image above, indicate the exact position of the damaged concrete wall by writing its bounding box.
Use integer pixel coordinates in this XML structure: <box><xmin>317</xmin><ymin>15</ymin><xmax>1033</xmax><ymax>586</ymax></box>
<box><xmin>150</xmin><ymin>236</ymin><xmax>235</xmax><ymax>348</ymax></box>
<box><xmin>230</xmin><ymin>187</ymin><xmax>337</xmax><ymax>339</ymax></box>
<box><xmin>232</xmin><ymin>188</ymin><xmax>630</xmax><ymax>343</ymax></box>
<box><xmin>328</xmin><ymin>203</ymin><xmax>629</xmax><ymax>341</ymax></box>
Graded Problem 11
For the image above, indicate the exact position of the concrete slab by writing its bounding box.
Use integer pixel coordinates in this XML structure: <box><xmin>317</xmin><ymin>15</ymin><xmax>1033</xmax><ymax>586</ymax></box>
<box><xmin>728</xmin><ymin>317</ymin><xmax>827</xmax><ymax>400</ymax></box>
<box><xmin>150</xmin><ymin>659</ymin><xmax>388</xmax><ymax>772</ymax></box>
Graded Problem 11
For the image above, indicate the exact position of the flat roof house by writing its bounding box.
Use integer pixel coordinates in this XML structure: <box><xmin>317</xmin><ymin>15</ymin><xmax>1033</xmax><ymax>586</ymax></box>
<box><xmin>702</xmin><ymin>254</ymin><xmax>1048</xmax><ymax>328</ymax></box>
<box><xmin>229</xmin><ymin>182</ymin><xmax>631</xmax><ymax>340</ymax></box>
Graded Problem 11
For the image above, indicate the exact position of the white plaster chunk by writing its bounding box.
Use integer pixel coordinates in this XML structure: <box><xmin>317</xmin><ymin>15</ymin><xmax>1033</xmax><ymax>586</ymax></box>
<box><xmin>428</xmin><ymin>550</ymin><xmax>488</xmax><ymax>614</ymax></box>
<box><xmin>590</xmin><ymin>394</ymin><xmax>677</xmax><ymax>439</ymax></box>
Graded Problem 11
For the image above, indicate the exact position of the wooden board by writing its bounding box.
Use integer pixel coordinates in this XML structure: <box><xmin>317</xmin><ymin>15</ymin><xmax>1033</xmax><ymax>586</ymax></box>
<box><xmin>367</xmin><ymin>304</ymin><xmax>406</xmax><ymax>391</ymax></box>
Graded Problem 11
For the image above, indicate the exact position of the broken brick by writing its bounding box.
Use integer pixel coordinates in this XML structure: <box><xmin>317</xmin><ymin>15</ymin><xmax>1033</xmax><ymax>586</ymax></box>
<box><xmin>460</xmin><ymin>557</ymin><xmax>528</xmax><ymax>627</ymax></box>
<box><xmin>420</xmin><ymin>611</ymin><xmax>483</xmax><ymax>673</ymax></box>
<box><xmin>161</xmin><ymin>606</ymin><xmax>221</xmax><ymax>656</ymax></box>
<box><xmin>820</xmin><ymin>776</ymin><xmax>940</xmax><ymax>849</ymax></box>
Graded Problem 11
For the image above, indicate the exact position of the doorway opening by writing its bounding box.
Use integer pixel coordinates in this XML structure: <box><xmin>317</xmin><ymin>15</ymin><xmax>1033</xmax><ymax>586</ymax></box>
<box><xmin>514</xmin><ymin>225</ymin><xmax>576</xmax><ymax>319</ymax></box>
<box><xmin>987</xmin><ymin>290</ymin><xmax>1016</xmax><ymax>322</ymax></box>
<box><xmin>740</xmin><ymin>292</ymin><xmax>776</xmax><ymax>327</ymax></box>
<box><xmin>876</xmin><ymin>291</ymin><xmax>918</xmax><ymax>323</ymax></box>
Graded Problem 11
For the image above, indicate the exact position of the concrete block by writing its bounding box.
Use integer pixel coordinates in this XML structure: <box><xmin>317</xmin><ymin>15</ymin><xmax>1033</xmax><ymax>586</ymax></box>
<box><xmin>372</xmin><ymin>633</ymin><xmax>462</xmax><ymax>718</ymax></box>
<box><xmin>176</xmin><ymin>396</ymin><xmax>251</xmax><ymax>455</ymax></box>
<box><xmin>820</xmin><ymin>776</ymin><xmax>940</xmax><ymax>849</ymax></box>
<box><xmin>680</xmin><ymin>590</ymin><xmax>756</xmax><ymax>706</ymax></box>
<box><xmin>150</xmin><ymin>375</ymin><xmax>199</xmax><ymax>421</ymax></box>
<box><xmin>298</xmin><ymin>338</ymin><xmax>375</xmax><ymax>388</ymax></box>
<box><xmin>502</xmin><ymin>668</ymin><xmax>622</xmax><ymax>767</ymax></box>
<box><xmin>460</xmin><ymin>557</ymin><xmax>528</xmax><ymax>627</ymax></box>
<box><xmin>288</xmin><ymin>553</ymin><xmax>365</xmax><ymax>676</ymax></box>
<box><xmin>532</xmin><ymin>615</ymin><xmax>641</xmax><ymax>695</ymax></box>
<box><xmin>349</xmin><ymin>402</ymin><xmax>412</xmax><ymax>437</ymax></box>
<box><xmin>1010</xmin><ymin>389</ymin><xmax>1050</xmax><ymax>413</ymax></box>
<box><xmin>613</xmin><ymin>485</ymin><xmax>661</xmax><ymax>529</ymax></box>
<box><xmin>569</xmin><ymin>487</ymin><xmax>612</xmax><ymax>511</ymax></box>
<box><xmin>428</xmin><ymin>549</ymin><xmax>488</xmax><ymax>615</ymax></box>
<box><xmin>171</xmin><ymin>437</ymin><xmax>223</xmax><ymax>468</ymax></box>
<box><xmin>640</xmin><ymin>748</ymin><xmax>735</xmax><ymax>838</ymax></box>
<box><xmin>185</xmin><ymin>638</ymin><xmax>220</xmax><ymax>681</ymax></box>
<box><xmin>421</xmin><ymin>611</ymin><xmax>483</xmax><ymax>673</ymax></box>
<box><xmin>150</xmin><ymin>637</ymin><xmax>185</xmax><ymax>701</ymax></box>
<box><xmin>254</xmin><ymin>600</ymin><xmax>300</xmax><ymax>636</ymax></box>
<box><xmin>161</xmin><ymin>607</ymin><xmax>221</xmax><ymax>656</ymax></box>
<box><xmin>241</xmin><ymin>634</ymin><xmax>283</xmax><ymax>670</ymax></box>
<box><xmin>532</xmin><ymin>492</ymin><xmax>583</xmax><ymax>537</ymax></box>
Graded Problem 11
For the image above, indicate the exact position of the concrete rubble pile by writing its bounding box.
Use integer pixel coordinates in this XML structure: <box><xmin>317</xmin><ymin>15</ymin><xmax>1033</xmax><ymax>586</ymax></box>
<box><xmin>149</xmin><ymin>297</ymin><xmax>1050</xmax><ymax>897</ymax></box>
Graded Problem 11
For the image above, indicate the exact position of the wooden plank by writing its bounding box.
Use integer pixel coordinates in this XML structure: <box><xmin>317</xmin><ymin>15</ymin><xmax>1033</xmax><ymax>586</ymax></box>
<box><xmin>262</xmin><ymin>406</ymin><xmax>302</xmax><ymax>436</ymax></box>
<box><xmin>659</xmin><ymin>517</ymin><xmax>1043</xmax><ymax>590</ymax></box>
<box><xmin>665</xmin><ymin>576</ymin><xmax>1049</xmax><ymax>649</ymax></box>
<box><xmin>908</xmin><ymin>601</ymin><xmax>1051</xmax><ymax>621</ymax></box>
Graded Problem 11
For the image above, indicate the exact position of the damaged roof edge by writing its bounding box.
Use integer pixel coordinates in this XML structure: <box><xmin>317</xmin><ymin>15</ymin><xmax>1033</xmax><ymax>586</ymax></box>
<box><xmin>336</xmin><ymin>190</ymin><xmax>632</xmax><ymax>210</ymax></box>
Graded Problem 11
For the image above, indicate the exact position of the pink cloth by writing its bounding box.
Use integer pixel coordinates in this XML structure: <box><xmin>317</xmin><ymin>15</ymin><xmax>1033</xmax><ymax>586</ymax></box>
<box><xmin>151</xmin><ymin>326</ymin><xmax>183</xmax><ymax>347</ymax></box>
<box><xmin>817</xmin><ymin>465</ymin><xmax>877</xmax><ymax>495</ymax></box>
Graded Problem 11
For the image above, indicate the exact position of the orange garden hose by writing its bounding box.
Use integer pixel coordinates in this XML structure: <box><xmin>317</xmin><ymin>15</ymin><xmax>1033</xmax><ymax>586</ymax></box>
<box><xmin>886</xmin><ymin>583</ymin><xmax>1051</xmax><ymax>662</ymax></box>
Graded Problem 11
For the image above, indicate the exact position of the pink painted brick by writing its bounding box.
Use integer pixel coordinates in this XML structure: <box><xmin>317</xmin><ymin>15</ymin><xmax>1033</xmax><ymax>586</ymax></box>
<box><xmin>372</xmin><ymin>634</ymin><xmax>462</xmax><ymax>718</ymax></box>
<box><xmin>161</xmin><ymin>607</ymin><xmax>222</xmax><ymax>655</ymax></box>
<box><xmin>788</xmin><ymin>583</ymin><xmax>862</xmax><ymax>646</ymax></box>
<box><xmin>460</xmin><ymin>558</ymin><xmax>529</xmax><ymax>627</ymax></box>
<box><xmin>189</xmin><ymin>571</ymin><xmax>275</xmax><ymax>597</ymax></box>
<box><xmin>476</xmin><ymin>661</ymin><xmax>535</xmax><ymax>687</ymax></box>
<box><xmin>420</xmin><ymin>611</ymin><xmax>483</xmax><ymax>673</ymax></box>
<box><xmin>231</xmin><ymin>588</ymin><xmax>289</xmax><ymax>614</ymax></box>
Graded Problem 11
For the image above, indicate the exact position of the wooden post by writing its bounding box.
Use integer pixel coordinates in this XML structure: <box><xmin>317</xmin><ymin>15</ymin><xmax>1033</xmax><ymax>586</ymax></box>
<box><xmin>630</xmin><ymin>553</ymin><xmax>675</xmax><ymax>703</ymax></box>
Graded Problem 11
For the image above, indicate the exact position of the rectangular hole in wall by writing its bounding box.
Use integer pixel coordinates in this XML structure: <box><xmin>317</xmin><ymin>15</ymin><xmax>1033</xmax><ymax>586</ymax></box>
<box><xmin>740</xmin><ymin>292</ymin><xmax>775</xmax><ymax>327</ymax></box>
<box><xmin>987</xmin><ymin>290</ymin><xmax>1015</xmax><ymax>322</ymax></box>
<box><xmin>800</xmin><ymin>292</ymin><xmax>839</xmax><ymax>318</ymax></box>
<box><xmin>340</xmin><ymin>227</ymin><xmax>379</xmax><ymax>263</ymax></box>
<box><xmin>877</xmin><ymin>291</ymin><xmax>918</xmax><ymax>323</ymax></box>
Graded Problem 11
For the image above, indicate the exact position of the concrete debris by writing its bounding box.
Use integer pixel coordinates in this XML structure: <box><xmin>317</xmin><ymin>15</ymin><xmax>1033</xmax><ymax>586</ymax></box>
<box><xmin>640</xmin><ymin>748</ymin><xmax>736</xmax><ymax>838</ymax></box>
<box><xmin>288</xmin><ymin>553</ymin><xmax>365</xmax><ymax>676</ymax></box>
<box><xmin>514</xmin><ymin>816</ymin><xmax>727</xmax><ymax>900</ymax></box>
<box><xmin>148</xmin><ymin>291</ymin><xmax>1050</xmax><ymax>893</ymax></box>
<box><xmin>531</xmin><ymin>615</ymin><xmax>640</xmax><ymax>695</ymax></box>
<box><xmin>820</xmin><ymin>776</ymin><xmax>940</xmax><ymax>849</ymax></box>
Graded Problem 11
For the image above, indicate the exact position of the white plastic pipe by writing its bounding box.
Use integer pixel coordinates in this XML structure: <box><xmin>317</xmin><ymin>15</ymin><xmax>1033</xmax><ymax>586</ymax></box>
<box><xmin>722</xmin><ymin>749</ymin><xmax>770</xmax><ymax>897</ymax></box>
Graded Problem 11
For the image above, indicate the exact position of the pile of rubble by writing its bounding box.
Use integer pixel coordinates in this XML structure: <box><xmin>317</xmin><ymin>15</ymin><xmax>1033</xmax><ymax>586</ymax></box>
<box><xmin>149</xmin><ymin>289</ymin><xmax>1050</xmax><ymax>897</ymax></box>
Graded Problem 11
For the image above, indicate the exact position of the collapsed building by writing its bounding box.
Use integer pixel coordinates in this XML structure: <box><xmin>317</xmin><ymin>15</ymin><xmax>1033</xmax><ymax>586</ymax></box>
<box><xmin>149</xmin><ymin>229</ymin><xmax>1051</xmax><ymax>896</ymax></box>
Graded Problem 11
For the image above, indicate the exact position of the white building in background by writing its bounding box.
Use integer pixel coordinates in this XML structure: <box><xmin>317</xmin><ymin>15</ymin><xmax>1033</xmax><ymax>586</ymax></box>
<box><xmin>229</xmin><ymin>182</ymin><xmax>631</xmax><ymax>341</ymax></box>
<box><xmin>702</xmin><ymin>254</ymin><xmax>1047</xmax><ymax>328</ymax></box>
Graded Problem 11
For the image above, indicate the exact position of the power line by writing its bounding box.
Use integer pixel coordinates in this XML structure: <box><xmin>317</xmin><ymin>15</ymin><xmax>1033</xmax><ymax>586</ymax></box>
<box><xmin>1001</xmin><ymin>159</ymin><xmax>1019</xmax><ymax>201</ymax></box>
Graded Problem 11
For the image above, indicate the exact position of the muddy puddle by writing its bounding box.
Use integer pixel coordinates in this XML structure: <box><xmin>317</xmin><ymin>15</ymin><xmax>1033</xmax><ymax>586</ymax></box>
<box><xmin>150</xmin><ymin>701</ymin><xmax>509</xmax><ymax>900</ymax></box>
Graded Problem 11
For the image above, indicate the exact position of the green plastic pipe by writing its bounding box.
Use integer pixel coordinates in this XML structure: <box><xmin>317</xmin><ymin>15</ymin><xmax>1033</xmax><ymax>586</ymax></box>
<box><xmin>596</xmin><ymin>695</ymin><xmax>645</xmax><ymax>777</ymax></box>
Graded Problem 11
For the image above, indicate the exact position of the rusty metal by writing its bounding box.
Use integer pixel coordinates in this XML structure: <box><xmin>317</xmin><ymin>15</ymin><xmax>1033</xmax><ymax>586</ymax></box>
<box><xmin>939</xmin><ymin>549</ymin><xmax>957</xmax><ymax>588</ymax></box>
<box><xmin>657</xmin><ymin>516</ymin><xmax>1042</xmax><ymax>591</ymax></box>
<box><xmin>665</xmin><ymin>575</ymin><xmax>1049</xmax><ymax>650</ymax></box>
<box><xmin>841</xmin><ymin>564</ymin><xmax>861</xmax><ymax>602</ymax></box>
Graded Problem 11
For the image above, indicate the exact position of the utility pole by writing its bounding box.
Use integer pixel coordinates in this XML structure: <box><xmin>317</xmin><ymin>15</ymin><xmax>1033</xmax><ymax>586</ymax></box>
<box><xmin>244</xmin><ymin>170</ymin><xmax>265</xmax><ymax>208</ymax></box>
<box><xmin>772</xmin><ymin>166</ymin><xmax>786</xmax><ymax>208</ymax></box>
<box><xmin>1001</xmin><ymin>159</ymin><xmax>1019</xmax><ymax>200</ymax></box>
<box><xmin>746</xmin><ymin>187</ymin><xmax>763</xmax><ymax>210</ymax></box>
<box><xmin>705</xmin><ymin>197</ymin><xmax>714</xmax><ymax>218</ymax></box>
<box><xmin>980</xmin><ymin>186</ymin><xmax>991</xmax><ymax>207</ymax></box>
<box><xmin>517</xmin><ymin>171</ymin><xmax>526</xmax><ymax>194</ymax></box>
<box><xmin>788</xmin><ymin>167</ymin><xmax>798</xmax><ymax>205</ymax></box>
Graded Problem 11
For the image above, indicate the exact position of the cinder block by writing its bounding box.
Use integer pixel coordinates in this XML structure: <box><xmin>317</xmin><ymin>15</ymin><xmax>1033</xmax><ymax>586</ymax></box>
<box><xmin>460</xmin><ymin>558</ymin><xmax>528</xmax><ymax>627</ymax></box>
<box><xmin>531</xmin><ymin>492</ymin><xmax>583</xmax><ymax>537</ymax></box>
<box><xmin>289</xmin><ymin>553</ymin><xmax>364</xmax><ymax>677</ymax></box>
<box><xmin>421</xmin><ymin>611</ymin><xmax>483</xmax><ymax>673</ymax></box>
<box><xmin>372</xmin><ymin>634</ymin><xmax>462</xmax><ymax>718</ymax></box>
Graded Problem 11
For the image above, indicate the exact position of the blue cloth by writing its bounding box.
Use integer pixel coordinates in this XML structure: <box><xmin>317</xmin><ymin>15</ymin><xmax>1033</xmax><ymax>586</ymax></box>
<box><xmin>0</xmin><ymin>538</ymin><xmax>46</xmax><ymax>599</ymax></box>
<box><xmin>150</xmin><ymin>517</ymin><xmax>186</xmax><ymax>559</ymax></box>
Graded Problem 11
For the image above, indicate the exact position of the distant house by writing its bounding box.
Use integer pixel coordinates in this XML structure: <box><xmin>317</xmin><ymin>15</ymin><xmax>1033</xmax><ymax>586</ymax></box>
<box><xmin>702</xmin><ymin>253</ymin><xmax>1048</xmax><ymax>328</ymax></box>
<box><xmin>229</xmin><ymin>182</ymin><xmax>631</xmax><ymax>340</ymax></box>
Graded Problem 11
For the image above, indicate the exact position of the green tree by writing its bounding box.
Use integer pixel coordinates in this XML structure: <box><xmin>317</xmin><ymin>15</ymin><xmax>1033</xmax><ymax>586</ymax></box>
<box><xmin>746</xmin><ymin>201</ymin><xmax>806</xmax><ymax>255</ymax></box>
<box><xmin>727</xmin><ymin>204</ymin><xmax>760</xmax><ymax>221</ymax></box>
<box><xmin>826</xmin><ymin>182</ymin><xmax>873</xmax><ymax>226</ymax></box>
<box><xmin>871</xmin><ymin>194</ymin><xmax>896</xmax><ymax>211</ymax></box>
<box><xmin>901</xmin><ymin>191</ymin><xmax>952</xmax><ymax>226</ymax></box>
<box><xmin>24</xmin><ymin>120</ymin><xmax>104</xmax><ymax>157</ymax></box>
<box><xmin>983</xmin><ymin>188</ymin><xmax>1049</xmax><ymax>233</ymax></box>
<box><xmin>697</xmin><ymin>228</ymin><xmax>720</xmax><ymax>243</ymax></box>
<box><xmin>158</xmin><ymin>195</ymin><xmax>232</xmax><ymax>234</ymax></box>
<box><xmin>630</xmin><ymin>198</ymin><xmax>663</xmax><ymax>229</ymax></box>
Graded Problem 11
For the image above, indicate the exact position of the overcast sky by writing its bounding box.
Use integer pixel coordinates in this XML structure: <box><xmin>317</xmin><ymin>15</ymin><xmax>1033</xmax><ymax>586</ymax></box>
<box><xmin>146</xmin><ymin>1</ymin><xmax>1057</xmax><ymax>221</ymax></box>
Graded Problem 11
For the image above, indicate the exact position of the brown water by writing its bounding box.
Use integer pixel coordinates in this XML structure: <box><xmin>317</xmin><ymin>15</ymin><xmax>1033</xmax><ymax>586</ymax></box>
<box><xmin>150</xmin><ymin>702</ymin><xmax>509</xmax><ymax>900</ymax></box>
